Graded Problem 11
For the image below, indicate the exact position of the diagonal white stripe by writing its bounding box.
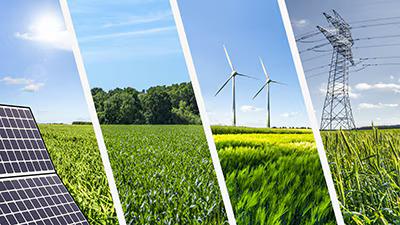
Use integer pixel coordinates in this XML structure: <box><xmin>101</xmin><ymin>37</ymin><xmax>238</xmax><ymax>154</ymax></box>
<box><xmin>58</xmin><ymin>1</ymin><xmax>127</xmax><ymax>224</ymax></box>
<box><xmin>169</xmin><ymin>1</ymin><xmax>237</xmax><ymax>225</ymax></box>
<box><xmin>277</xmin><ymin>0</ymin><xmax>345</xmax><ymax>224</ymax></box>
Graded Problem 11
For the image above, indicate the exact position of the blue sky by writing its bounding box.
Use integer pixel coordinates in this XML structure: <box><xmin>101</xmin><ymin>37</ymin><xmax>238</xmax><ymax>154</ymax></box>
<box><xmin>68</xmin><ymin>0</ymin><xmax>189</xmax><ymax>91</ymax></box>
<box><xmin>0</xmin><ymin>0</ymin><xmax>90</xmax><ymax>124</ymax></box>
<box><xmin>286</xmin><ymin>0</ymin><xmax>400</xmax><ymax>127</ymax></box>
<box><xmin>177</xmin><ymin>0</ymin><xmax>308</xmax><ymax>127</ymax></box>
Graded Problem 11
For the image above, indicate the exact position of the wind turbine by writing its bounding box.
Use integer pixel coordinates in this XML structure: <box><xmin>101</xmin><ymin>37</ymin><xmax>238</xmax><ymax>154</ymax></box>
<box><xmin>253</xmin><ymin>57</ymin><xmax>284</xmax><ymax>128</ymax></box>
<box><xmin>215</xmin><ymin>45</ymin><xmax>256</xmax><ymax>126</ymax></box>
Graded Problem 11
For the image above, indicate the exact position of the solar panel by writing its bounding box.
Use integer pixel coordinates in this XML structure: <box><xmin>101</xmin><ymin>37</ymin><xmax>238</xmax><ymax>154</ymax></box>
<box><xmin>0</xmin><ymin>104</ymin><xmax>88</xmax><ymax>224</ymax></box>
<box><xmin>0</xmin><ymin>174</ymin><xmax>88</xmax><ymax>225</ymax></box>
<box><xmin>0</xmin><ymin>105</ymin><xmax>54</xmax><ymax>177</ymax></box>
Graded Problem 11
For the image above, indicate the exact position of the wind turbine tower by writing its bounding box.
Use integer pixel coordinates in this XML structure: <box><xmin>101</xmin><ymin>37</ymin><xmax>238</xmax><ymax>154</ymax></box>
<box><xmin>215</xmin><ymin>45</ymin><xmax>255</xmax><ymax>126</ymax></box>
<box><xmin>253</xmin><ymin>58</ymin><xmax>284</xmax><ymax>128</ymax></box>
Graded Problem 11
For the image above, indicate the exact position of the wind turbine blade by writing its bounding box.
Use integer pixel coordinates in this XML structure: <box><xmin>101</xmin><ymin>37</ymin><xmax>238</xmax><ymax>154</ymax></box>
<box><xmin>223</xmin><ymin>45</ymin><xmax>235</xmax><ymax>71</ymax></box>
<box><xmin>215</xmin><ymin>75</ymin><xmax>234</xmax><ymax>96</ymax></box>
<box><xmin>252</xmin><ymin>83</ymin><xmax>268</xmax><ymax>99</ymax></box>
<box><xmin>270</xmin><ymin>80</ymin><xmax>286</xmax><ymax>85</ymax></box>
<box><xmin>237</xmin><ymin>73</ymin><xmax>258</xmax><ymax>80</ymax></box>
<box><xmin>259</xmin><ymin>57</ymin><xmax>270</xmax><ymax>81</ymax></box>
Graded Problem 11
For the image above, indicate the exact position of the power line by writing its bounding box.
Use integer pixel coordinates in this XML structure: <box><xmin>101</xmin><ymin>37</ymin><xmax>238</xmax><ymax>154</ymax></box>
<box><xmin>302</xmin><ymin>52</ymin><xmax>332</xmax><ymax>62</ymax></box>
<box><xmin>362</xmin><ymin>63</ymin><xmax>400</xmax><ymax>66</ymax></box>
<box><xmin>300</xmin><ymin>42</ymin><xmax>400</xmax><ymax>54</ymax></box>
<box><xmin>296</xmin><ymin>31</ymin><xmax>321</xmax><ymax>42</ymax></box>
<box><xmin>355</xmin><ymin>33</ymin><xmax>400</xmax><ymax>41</ymax></box>
<box><xmin>304</xmin><ymin>63</ymin><xmax>331</xmax><ymax>73</ymax></box>
<box><xmin>296</xmin><ymin>16</ymin><xmax>400</xmax><ymax>41</ymax></box>
<box><xmin>355</xmin><ymin>42</ymin><xmax>400</xmax><ymax>49</ymax></box>
<box><xmin>350</xmin><ymin>16</ymin><xmax>400</xmax><ymax>24</ymax></box>
<box><xmin>359</xmin><ymin>56</ymin><xmax>400</xmax><ymax>60</ymax></box>
<box><xmin>299</xmin><ymin>34</ymin><xmax>400</xmax><ymax>53</ymax></box>
<box><xmin>299</xmin><ymin>42</ymin><xmax>330</xmax><ymax>54</ymax></box>
<box><xmin>306</xmin><ymin>62</ymin><xmax>400</xmax><ymax>79</ymax></box>
<box><xmin>351</xmin><ymin>21</ymin><xmax>400</xmax><ymax>29</ymax></box>
<box><xmin>300</xmin><ymin>33</ymin><xmax>400</xmax><ymax>45</ymax></box>
<box><xmin>304</xmin><ymin>58</ymin><xmax>366</xmax><ymax>73</ymax></box>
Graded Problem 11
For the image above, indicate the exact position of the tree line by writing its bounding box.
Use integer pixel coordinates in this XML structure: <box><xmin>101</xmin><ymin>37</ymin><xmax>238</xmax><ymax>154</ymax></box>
<box><xmin>91</xmin><ymin>82</ymin><xmax>201</xmax><ymax>125</ymax></box>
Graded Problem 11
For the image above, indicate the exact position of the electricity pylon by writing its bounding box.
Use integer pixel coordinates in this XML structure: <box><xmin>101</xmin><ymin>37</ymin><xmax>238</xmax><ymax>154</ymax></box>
<box><xmin>318</xmin><ymin>10</ymin><xmax>356</xmax><ymax>130</ymax></box>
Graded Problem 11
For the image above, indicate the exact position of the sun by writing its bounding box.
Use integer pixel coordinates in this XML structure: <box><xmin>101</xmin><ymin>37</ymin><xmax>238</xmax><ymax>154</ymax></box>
<box><xmin>18</xmin><ymin>13</ymin><xmax>71</xmax><ymax>50</ymax></box>
<box><xmin>31</xmin><ymin>14</ymin><xmax>63</xmax><ymax>38</ymax></box>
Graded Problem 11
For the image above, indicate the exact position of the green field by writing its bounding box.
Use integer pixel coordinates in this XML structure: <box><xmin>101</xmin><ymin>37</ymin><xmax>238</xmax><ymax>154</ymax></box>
<box><xmin>323</xmin><ymin>128</ymin><xmax>400</xmax><ymax>225</ymax></box>
<box><xmin>39</xmin><ymin>125</ymin><xmax>117</xmax><ymax>224</ymax></box>
<box><xmin>101</xmin><ymin>125</ymin><xmax>227</xmax><ymax>224</ymax></box>
<box><xmin>212</xmin><ymin>126</ymin><xmax>335</xmax><ymax>225</ymax></box>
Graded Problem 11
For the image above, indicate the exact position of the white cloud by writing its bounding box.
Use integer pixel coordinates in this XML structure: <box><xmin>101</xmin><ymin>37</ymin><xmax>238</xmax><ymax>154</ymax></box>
<box><xmin>103</xmin><ymin>11</ymin><xmax>171</xmax><ymax>28</ymax></box>
<box><xmin>319</xmin><ymin>83</ymin><xmax>360</xmax><ymax>99</ymax></box>
<box><xmin>1</xmin><ymin>76</ymin><xmax>44</xmax><ymax>92</ymax></box>
<box><xmin>240</xmin><ymin>105</ymin><xmax>263</xmax><ymax>112</ymax></box>
<box><xmin>319</xmin><ymin>83</ymin><xmax>327</xmax><ymax>95</ymax></box>
<box><xmin>2</xmin><ymin>77</ymin><xmax>32</xmax><ymax>85</ymax></box>
<box><xmin>292</xmin><ymin>19</ymin><xmax>310</xmax><ymax>29</ymax></box>
<box><xmin>348</xmin><ymin>86</ymin><xmax>360</xmax><ymax>99</ymax></box>
<box><xmin>15</xmin><ymin>25</ymin><xmax>72</xmax><ymax>51</ymax></box>
<box><xmin>79</xmin><ymin>26</ymin><xmax>175</xmax><ymax>42</ymax></box>
<box><xmin>281</xmin><ymin>112</ymin><xmax>299</xmax><ymax>118</ymax></box>
<box><xmin>22</xmin><ymin>83</ymin><xmax>44</xmax><ymax>92</ymax></box>
<box><xmin>354</xmin><ymin>82</ymin><xmax>400</xmax><ymax>93</ymax></box>
<box><xmin>358</xmin><ymin>103</ymin><xmax>398</xmax><ymax>109</ymax></box>
<box><xmin>390</xmin><ymin>75</ymin><xmax>395</xmax><ymax>80</ymax></box>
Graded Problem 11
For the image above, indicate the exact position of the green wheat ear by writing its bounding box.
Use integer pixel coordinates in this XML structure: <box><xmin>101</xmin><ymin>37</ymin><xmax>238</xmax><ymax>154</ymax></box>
<box><xmin>323</xmin><ymin>128</ymin><xmax>400</xmax><ymax>224</ymax></box>
<box><xmin>215</xmin><ymin>126</ymin><xmax>335</xmax><ymax>224</ymax></box>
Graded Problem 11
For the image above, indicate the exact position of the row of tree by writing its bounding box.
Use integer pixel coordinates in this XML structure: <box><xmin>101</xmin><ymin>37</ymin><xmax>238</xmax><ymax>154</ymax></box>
<box><xmin>91</xmin><ymin>82</ymin><xmax>201</xmax><ymax>125</ymax></box>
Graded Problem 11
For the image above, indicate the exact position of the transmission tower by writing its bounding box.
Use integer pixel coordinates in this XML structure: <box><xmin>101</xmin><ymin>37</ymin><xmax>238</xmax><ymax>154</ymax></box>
<box><xmin>317</xmin><ymin>10</ymin><xmax>356</xmax><ymax>130</ymax></box>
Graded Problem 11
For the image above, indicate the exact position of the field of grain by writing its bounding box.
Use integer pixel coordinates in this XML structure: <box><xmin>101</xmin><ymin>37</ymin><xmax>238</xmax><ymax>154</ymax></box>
<box><xmin>101</xmin><ymin>125</ymin><xmax>227</xmax><ymax>224</ymax></box>
<box><xmin>39</xmin><ymin>124</ymin><xmax>117</xmax><ymax>224</ymax></box>
<box><xmin>213</xmin><ymin>126</ymin><xmax>335</xmax><ymax>225</ymax></box>
<box><xmin>322</xmin><ymin>128</ymin><xmax>400</xmax><ymax>225</ymax></box>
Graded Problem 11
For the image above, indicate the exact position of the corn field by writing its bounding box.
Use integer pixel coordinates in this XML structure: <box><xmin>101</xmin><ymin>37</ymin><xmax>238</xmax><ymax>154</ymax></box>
<box><xmin>40</xmin><ymin>124</ymin><xmax>118</xmax><ymax>224</ymax></box>
<box><xmin>102</xmin><ymin>125</ymin><xmax>227</xmax><ymax>224</ymax></box>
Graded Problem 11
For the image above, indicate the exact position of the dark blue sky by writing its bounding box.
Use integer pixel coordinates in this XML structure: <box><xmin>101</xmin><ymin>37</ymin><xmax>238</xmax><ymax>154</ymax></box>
<box><xmin>0</xmin><ymin>0</ymin><xmax>89</xmax><ymax>123</ymax></box>
<box><xmin>177</xmin><ymin>0</ymin><xmax>308</xmax><ymax>127</ymax></box>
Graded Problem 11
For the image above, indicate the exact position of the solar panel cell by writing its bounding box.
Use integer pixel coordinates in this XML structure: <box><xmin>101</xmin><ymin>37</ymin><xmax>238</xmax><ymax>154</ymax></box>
<box><xmin>0</xmin><ymin>106</ymin><xmax>55</xmax><ymax>177</ymax></box>
<box><xmin>0</xmin><ymin>175</ymin><xmax>88</xmax><ymax>225</ymax></box>
<box><xmin>0</xmin><ymin>105</ymin><xmax>89</xmax><ymax>224</ymax></box>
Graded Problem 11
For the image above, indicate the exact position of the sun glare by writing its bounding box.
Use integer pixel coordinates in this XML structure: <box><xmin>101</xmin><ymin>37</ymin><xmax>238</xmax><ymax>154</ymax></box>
<box><xmin>32</xmin><ymin>14</ymin><xmax>63</xmax><ymax>39</ymax></box>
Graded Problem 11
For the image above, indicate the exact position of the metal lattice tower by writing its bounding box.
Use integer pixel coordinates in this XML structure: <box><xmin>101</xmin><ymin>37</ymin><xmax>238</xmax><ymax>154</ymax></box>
<box><xmin>317</xmin><ymin>10</ymin><xmax>356</xmax><ymax>130</ymax></box>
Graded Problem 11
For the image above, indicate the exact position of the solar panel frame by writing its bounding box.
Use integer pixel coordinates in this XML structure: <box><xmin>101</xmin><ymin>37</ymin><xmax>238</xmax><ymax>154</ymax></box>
<box><xmin>0</xmin><ymin>104</ymin><xmax>90</xmax><ymax>224</ymax></box>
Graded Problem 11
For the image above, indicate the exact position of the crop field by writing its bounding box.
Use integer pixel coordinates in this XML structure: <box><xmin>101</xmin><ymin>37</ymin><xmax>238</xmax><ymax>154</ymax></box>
<box><xmin>101</xmin><ymin>125</ymin><xmax>227</xmax><ymax>224</ymax></box>
<box><xmin>322</xmin><ymin>128</ymin><xmax>400</xmax><ymax>225</ymax></box>
<box><xmin>212</xmin><ymin>126</ymin><xmax>335</xmax><ymax>225</ymax></box>
<box><xmin>39</xmin><ymin>124</ymin><xmax>118</xmax><ymax>224</ymax></box>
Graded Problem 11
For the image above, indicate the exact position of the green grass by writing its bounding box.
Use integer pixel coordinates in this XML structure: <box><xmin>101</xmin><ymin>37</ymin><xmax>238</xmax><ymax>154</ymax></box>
<box><xmin>39</xmin><ymin>124</ymin><xmax>117</xmax><ymax>224</ymax></box>
<box><xmin>323</xmin><ymin>128</ymin><xmax>400</xmax><ymax>225</ymax></box>
<box><xmin>213</xmin><ymin>126</ymin><xmax>335</xmax><ymax>225</ymax></box>
<box><xmin>212</xmin><ymin>126</ymin><xmax>311</xmax><ymax>135</ymax></box>
<box><xmin>101</xmin><ymin>125</ymin><xmax>227</xmax><ymax>224</ymax></box>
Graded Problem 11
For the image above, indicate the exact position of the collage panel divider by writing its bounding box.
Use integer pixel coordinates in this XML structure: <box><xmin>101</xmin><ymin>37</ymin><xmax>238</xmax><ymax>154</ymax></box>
<box><xmin>59</xmin><ymin>1</ymin><xmax>127</xmax><ymax>224</ymax></box>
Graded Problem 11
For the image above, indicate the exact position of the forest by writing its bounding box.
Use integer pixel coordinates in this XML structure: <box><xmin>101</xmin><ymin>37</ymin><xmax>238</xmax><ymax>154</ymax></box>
<box><xmin>91</xmin><ymin>82</ymin><xmax>201</xmax><ymax>124</ymax></box>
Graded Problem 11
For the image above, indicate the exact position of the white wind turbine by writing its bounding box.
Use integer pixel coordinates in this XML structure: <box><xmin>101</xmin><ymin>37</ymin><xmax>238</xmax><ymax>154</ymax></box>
<box><xmin>215</xmin><ymin>45</ymin><xmax>256</xmax><ymax>126</ymax></box>
<box><xmin>253</xmin><ymin>57</ymin><xmax>285</xmax><ymax>128</ymax></box>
